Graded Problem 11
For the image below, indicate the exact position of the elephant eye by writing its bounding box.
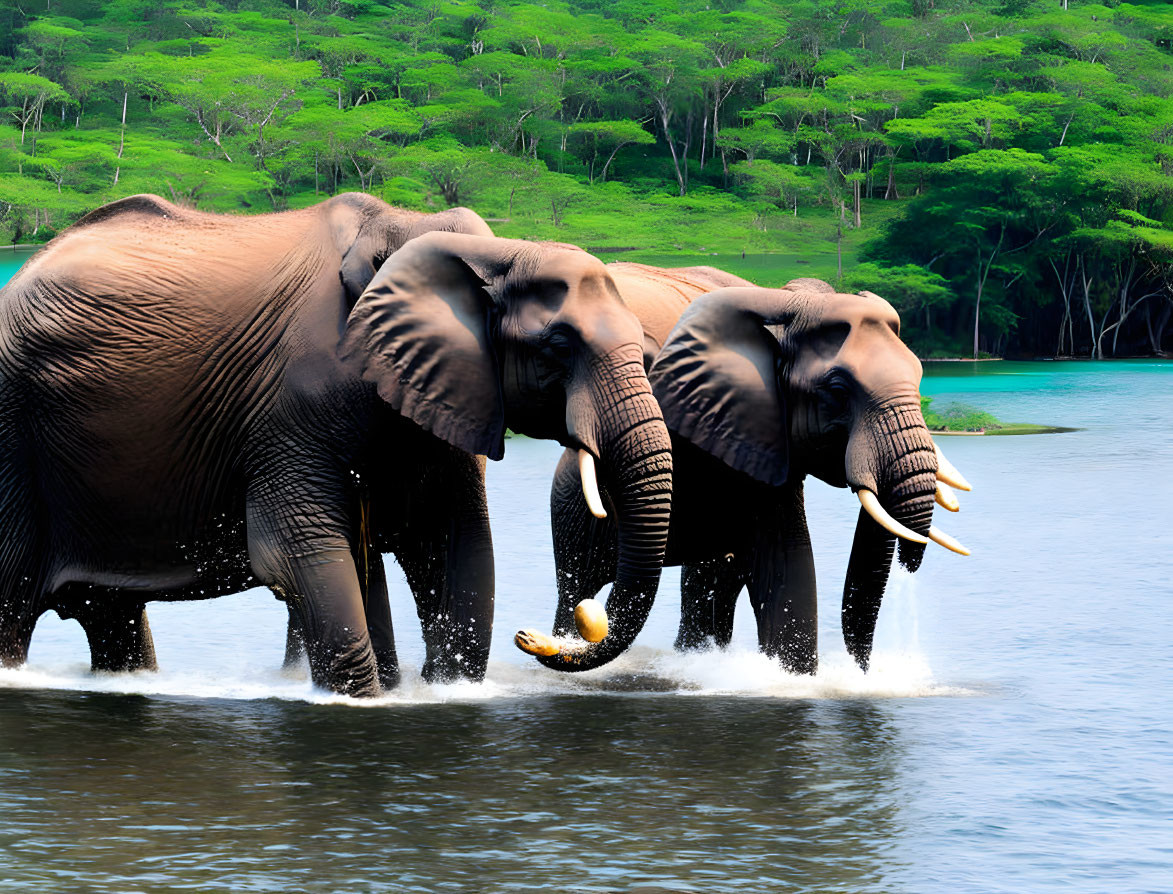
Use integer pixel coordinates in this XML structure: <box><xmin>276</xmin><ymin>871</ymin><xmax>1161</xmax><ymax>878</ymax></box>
<box><xmin>822</xmin><ymin>376</ymin><xmax>853</xmax><ymax>412</ymax></box>
<box><xmin>550</xmin><ymin>339</ymin><xmax>574</xmax><ymax>363</ymax></box>
<box><xmin>542</xmin><ymin>328</ymin><xmax>575</xmax><ymax>363</ymax></box>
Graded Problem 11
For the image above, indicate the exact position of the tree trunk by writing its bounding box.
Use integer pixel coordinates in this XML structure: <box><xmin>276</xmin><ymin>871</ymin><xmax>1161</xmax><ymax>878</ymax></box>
<box><xmin>973</xmin><ymin>226</ymin><xmax>1005</xmax><ymax>359</ymax></box>
<box><xmin>1144</xmin><ymin>299</ymin><xmax>1171</xmax><ymax>354</ymax></box>
<box><xmin>836</xmin><ymin>214</ymin><xmax>843</xmax><ymax>280</ymax></box>
<box><xmin>1050</xmin><ymin>255</ymin><xmax>1074</xmax><ymax>356</ymax></box>
<box><xmin>600</xmin><ymin>139</ymin><xmax>632</xmax><ymax>183</ymax></box>
<box><xmin>113</xmin><ymin>90</ymin><xmax>127</xmax><ymax>186</ymax></box>
<box><xmin>1080</xmin><ymin>255</ymin><xmax>1098</xmax><ymax>359</ymax></box>
<box><xmin>699</xmin><ymin>113</ymin><xmax>708</xmax><ymax>169</ymax></box>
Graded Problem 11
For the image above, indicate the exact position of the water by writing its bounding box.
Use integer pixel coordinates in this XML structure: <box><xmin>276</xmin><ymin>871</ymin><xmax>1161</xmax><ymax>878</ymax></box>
<box><xmin>0</xmin><ymin>247</ymin><xmax>1170</xmax><ymax>891</ymax></box>
<box><xmin>0</xmin><ymin>248</ymin><xmax>36</xmax><ymax>286</ymax></box>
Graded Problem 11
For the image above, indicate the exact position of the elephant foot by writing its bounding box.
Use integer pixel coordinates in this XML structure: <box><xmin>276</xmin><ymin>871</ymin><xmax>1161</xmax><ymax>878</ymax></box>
<box><xmin>378</xmin><ymin>663</ymin><xmax>401</xmax><ymax>690</ymax></box>
<box><xmin>776</xmin><ymin>649</ymin><xmax>818</xmax><ymax>676</ymax></box>
<box><xmin>306</xmin><ymin>642</ymin><xmax>381</xmax><ymax>698</ymax></box>
<box><xmin>69</xmin><ymin>599</ymin><xmax>159</xmax><ymax>674</ymax></box>
<box><xmin>673</xmin><ymin>629</ymin><xmax>717</xmax><ymax>652</ymax></box>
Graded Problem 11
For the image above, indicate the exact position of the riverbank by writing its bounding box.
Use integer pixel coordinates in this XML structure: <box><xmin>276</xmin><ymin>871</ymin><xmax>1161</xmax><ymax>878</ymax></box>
<box><xmin>932</xmin><ymin>423</ymin><xmax>1078</xmax><ymax>436</ymax></box>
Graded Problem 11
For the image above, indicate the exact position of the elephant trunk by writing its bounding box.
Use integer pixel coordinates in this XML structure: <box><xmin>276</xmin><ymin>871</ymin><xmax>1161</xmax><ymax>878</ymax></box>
<box><xmin>534</xmin><ymin>348</ymin><xmax>673</xmax><ymax>671</ymax></box>
<box><xmin>842</xmin><ymin>396</ymin><xmax>937</xmax><ymax>670</ymax></box>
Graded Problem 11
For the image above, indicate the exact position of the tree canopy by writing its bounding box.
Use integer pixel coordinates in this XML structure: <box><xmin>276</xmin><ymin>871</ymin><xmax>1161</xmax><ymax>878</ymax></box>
<box><xmin>1</xmin><ymin>0</ymin><xmax>1171</xmax><ymax>357</ymax></box>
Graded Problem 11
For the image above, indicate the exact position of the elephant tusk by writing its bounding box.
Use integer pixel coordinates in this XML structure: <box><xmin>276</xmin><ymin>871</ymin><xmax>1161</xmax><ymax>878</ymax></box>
<box><xmin>935</xmin><ymin>481</ymin><xmax>960</xmax><ymax>512</ymax></box>
<box><xmin>857</xmin><ymin>489</ymin><xmax>929</xmax><ymax>545</ymax></box>
<box><xmin>933</xmin><ymin>442</ymin><xmax>972</xmax><ymax>492</ymax></box>
<box><xmin>579</xmin><ymin>449</ymin><xmax>607</xmax><ymax>519</ymax></box>
<box><xmin>929</xmin><ymin>526</ymin><xmax>971</xmax><ymax>556</ymax></box>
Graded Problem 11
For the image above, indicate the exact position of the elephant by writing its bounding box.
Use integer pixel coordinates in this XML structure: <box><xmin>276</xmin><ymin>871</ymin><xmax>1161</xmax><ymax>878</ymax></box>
<box><xmin>283</xmin><ymin>260</ymin><xmax>733</xmax><ymax>677</ymax></box>
<box><xmin>0</xmin><ymin>194</ymin><xmax>673</xmax><ymax>696</ymax></box>
<box><xmin>516</xmin><ymin>272</ymin><xmax>970</xmax><ymax>675</ymax></box>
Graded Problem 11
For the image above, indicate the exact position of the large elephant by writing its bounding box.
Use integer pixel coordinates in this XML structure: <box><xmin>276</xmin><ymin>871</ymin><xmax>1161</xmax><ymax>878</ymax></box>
<box><xmin>517</xmin><ymin>273</ymin><xmax>969</xmax><ymax>674</ymax></box>
<box><xmin>0</xmin><ymin>195</ymin><xmax>672</xmax><ymax>696</ymax></box>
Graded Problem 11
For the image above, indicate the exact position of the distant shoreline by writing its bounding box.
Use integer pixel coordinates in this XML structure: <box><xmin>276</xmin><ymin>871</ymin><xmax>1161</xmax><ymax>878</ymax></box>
<box><xmin>932</xmin><ymin>424</ymin><xmax>1078</xmax><ymax>436</ymax></box>
<box><xmin>921</xmin><ymin>357</ymin><xmax>1001</xmax><ymax>362</ymax></box>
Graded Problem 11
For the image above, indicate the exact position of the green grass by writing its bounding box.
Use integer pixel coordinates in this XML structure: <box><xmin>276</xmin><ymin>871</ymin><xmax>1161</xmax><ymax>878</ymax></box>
<box><xmin>483</xmin><ymin>184</ymin><xmax>902</xmax><ymax>287</ymax></box>
<box><xmin>981</xmin><ymin>423</ymin><xmax>1078</xmax><ymax>436</ymax></box>
<box><xmin>922</xmin><ymin>400</ymin><xmax>1002</xmax><ymax>432</ymax></box>
<box><xmin>921</xmin><ymin>395</ymin><xmax>1072</xmax><ymax>435</ymax></box>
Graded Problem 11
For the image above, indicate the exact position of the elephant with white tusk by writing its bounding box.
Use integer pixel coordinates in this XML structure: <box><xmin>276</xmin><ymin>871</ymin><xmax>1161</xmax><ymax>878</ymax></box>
<box><xmin>518</xmin><ymin>271</ymin><xmax>971</xmax><ymax>675</ymax></box>
<box><xmin>0</xmin><ymin>197</ymin><xmax>674</xmax><ymax>697</ymax></box>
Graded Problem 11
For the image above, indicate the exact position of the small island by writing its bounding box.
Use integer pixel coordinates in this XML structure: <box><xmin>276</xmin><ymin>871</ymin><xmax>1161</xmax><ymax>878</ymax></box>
<box><xmin>921</xmin><ymin>397</ymin><xmax>1074</xmax><ymax>436</ymax></box>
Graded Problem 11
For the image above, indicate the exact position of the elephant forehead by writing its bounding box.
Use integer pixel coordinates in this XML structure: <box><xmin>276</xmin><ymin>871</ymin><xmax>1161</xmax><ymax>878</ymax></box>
<box><xmin>827</xmin><ymin>292</ymin><xmax>901</xmax><ymax>330</ymax></box>
<box><xmin>838</xmin><ymin>329</ymin><xmax>923</xmax><ymax>388</ymax></box>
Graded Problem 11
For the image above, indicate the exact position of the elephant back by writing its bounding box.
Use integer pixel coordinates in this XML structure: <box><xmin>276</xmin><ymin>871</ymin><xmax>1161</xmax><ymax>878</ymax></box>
<box><xmin>606</xmin><ymin>262</ymin><xmax>755</xmax><ymax>364</ymax></box>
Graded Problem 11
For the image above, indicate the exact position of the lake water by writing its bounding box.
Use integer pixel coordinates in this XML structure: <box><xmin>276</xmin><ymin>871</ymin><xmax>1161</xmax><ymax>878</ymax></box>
<box><xmin>0</xmin><ymin>248</ymin><xmax>35</xmax><ymax>286</ymax></box>
<box><xmin>0</xmin><ymin>249</ymin><xmax>1170</xmax><ymax>891</ymax></box>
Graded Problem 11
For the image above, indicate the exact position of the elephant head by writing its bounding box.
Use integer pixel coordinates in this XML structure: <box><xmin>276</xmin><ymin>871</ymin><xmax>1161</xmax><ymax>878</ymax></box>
<box><xmin>325</xmin><ymin>192</ymin><xmax>494</xmax><ymax>301</ymax></box>
<box><xmin>342</xmin><ymin>232</ymin><xmax>673</xmax><ymax>670</ymax></box>
<box><xmin>648</xmin><ymin>279</ymin><xmax>970</xmax><ymax>671</ymax></box>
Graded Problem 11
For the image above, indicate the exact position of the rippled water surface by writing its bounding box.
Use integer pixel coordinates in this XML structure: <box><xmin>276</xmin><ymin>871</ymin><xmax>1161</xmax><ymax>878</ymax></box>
<box><xmin>0</xmin><ymin>246</ymin><xmax>1169</xmax><ymax>893</ymax></box>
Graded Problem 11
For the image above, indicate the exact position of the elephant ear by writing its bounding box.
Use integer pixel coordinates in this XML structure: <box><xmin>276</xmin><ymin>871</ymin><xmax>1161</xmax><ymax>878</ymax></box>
<box><xmin>325</xmin><ymin>194</ymin><xmax>392</xmax><ymax>302</ymax></box>
<box><xmin>649</xmin><ymin>287</ymin><xmax>792</xmax><ymax>487</ymax></box>
<box><xmin>339</xmin><ymin>239</ymin><xmax>385</xmax><ymax>302</ymax></box>
<box><xmin>341</xmin><ymin>234</ymin><xmax>506</xmax><ymax>460</ymax></box>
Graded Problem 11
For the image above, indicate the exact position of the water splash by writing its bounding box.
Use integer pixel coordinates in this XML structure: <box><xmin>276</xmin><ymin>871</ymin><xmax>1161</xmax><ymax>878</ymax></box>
<box><xmin>0</xmin><ymin>565</ymin><xmax>975</xmax><ymax>703</ymax></box>
<box><xmin>0</xmin><ymin>646</ymin><xmax>973</xmax><ymax>706</ymax></box>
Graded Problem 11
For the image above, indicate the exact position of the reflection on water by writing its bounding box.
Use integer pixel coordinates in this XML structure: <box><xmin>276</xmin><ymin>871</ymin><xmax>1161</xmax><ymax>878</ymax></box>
<box><xmin>0</xmin><ymin>687</ymin><xmax>910</xmax><ymax>892</ymax></box>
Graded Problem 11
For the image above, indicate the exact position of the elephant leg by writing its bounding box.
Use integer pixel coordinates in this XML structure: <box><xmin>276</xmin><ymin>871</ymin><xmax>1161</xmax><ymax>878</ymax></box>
<box><xmin>247</xmin><ymin>482</ymin><xmax>379</xmax><ymax>698</ymax></box>
<box><xmin>281</xmin><ymin>600</ymin><xmax>305</xmax><ymax>670</ymax></box>
<box><xmin>279</xmin><ymin>538</ymin><xmax>398</xmax><ymax>689</ymax></box>
<box><xmin>64</xmin><ymin>593</ymin><xmax>158</xmax><ymax>673</ymax></box>
<box><xmin>0</xmin><ymin>563</ymin><xmax>43</xmax><ymax>669</ymax></box>
<box><xmin>361</xmin><ymin>556</ymin><xmax>399</xmax><ymax>690</ymax></box>
<box><xmin>0</xmin><ymin>483</ymin><xmax>47</xmax><ymax>668</ymax></box>
<box><xmin>0</xmin><ymin>599</ymin><xmax>39</xmax><ymax>669</ymax></box>
<box><xmin>396</xmin><ymin>449</ymin><xmax>494</xmax><ymax>684</ymax></box>
<box><xmin>550</xmin><ymin>447</ymin><xmax>618</xmax><ymax>636</ymax></box>
<box><xmin>676</xmin><ymin>555</ymin><xmax>748</xmax><ymax>651</ymax></box>
<box><xmin>747</xmin><ymin>483</ymin><xmax>818</xmax><ymax>675</ymax></box>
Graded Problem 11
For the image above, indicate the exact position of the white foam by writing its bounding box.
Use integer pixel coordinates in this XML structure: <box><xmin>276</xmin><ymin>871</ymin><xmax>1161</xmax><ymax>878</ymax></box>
<box><xmin>0</xmin><ymin>643</ymin><xmax>974</xmax><ymax>705</ymax></box>
<box><xmin>2</xmin><ymin>563</ymin><xmax>975</xmax><ymax>704</ymax></box>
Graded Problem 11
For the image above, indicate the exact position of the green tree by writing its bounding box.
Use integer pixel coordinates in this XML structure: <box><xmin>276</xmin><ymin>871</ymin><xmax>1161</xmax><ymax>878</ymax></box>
<box><xmin>566</xmin><ymin>119</ymin><xmax>654</xmax><ymax>183</ymax></box>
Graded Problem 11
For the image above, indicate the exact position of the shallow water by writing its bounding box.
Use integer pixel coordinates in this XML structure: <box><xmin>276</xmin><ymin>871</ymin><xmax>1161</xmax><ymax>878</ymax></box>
<box><xmin>0</xmin><ymin>249</ymin><xmax>1170</xmax><ymax>891</ymax></box>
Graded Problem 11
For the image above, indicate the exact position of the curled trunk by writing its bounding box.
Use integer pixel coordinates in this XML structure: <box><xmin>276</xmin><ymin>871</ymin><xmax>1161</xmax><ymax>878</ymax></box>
<box><xmin>842</xmin><ymin>398</ymin><xmax>937</xmax><ymax>670</ymax></box>
<box><xmin>535</xmin><ymin>353</ymin><xmax>673</xmax><ymax>671</ymax></box>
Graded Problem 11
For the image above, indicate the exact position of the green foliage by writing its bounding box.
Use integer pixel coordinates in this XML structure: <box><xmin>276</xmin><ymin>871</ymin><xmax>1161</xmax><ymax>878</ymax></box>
<box><xmin>920</xmin><ymin>395</ymin><xmax>1002</xmax><ymax>432</ymax></box>
<box><xmin>0</xmin><ymin>0</ymin><xmax>1170</xmax><ymax>356</ymax></box>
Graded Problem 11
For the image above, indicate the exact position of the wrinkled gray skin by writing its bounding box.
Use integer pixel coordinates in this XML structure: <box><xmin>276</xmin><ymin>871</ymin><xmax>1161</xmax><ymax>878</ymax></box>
<box><xmin>544</xmin><ymin>278</ymin><xmax>938</xmax><ymax>674</ymax></box>
<box><xmin>0</xmin><ymin>194</ymin><xmax>673</xmax><ymax>696</ymax></box>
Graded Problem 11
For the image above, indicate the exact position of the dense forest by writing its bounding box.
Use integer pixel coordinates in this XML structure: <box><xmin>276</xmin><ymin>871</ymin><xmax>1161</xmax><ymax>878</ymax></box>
<box><xmin>1</xmin><ymin>0</ymin><xmax>1171</xmax><ymax>357</ymax></box>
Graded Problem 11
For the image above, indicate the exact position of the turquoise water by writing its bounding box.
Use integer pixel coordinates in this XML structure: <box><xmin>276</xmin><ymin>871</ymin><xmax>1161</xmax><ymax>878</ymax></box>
<box><xmin>1</xmin><ymin>258</ymin><xmax>1171</xmax><ymax>891</ymax></box>
<box><xmin>0</xmin><ymin>248</ymin><xmax>35</xmax><ymax>286</ymax></box>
